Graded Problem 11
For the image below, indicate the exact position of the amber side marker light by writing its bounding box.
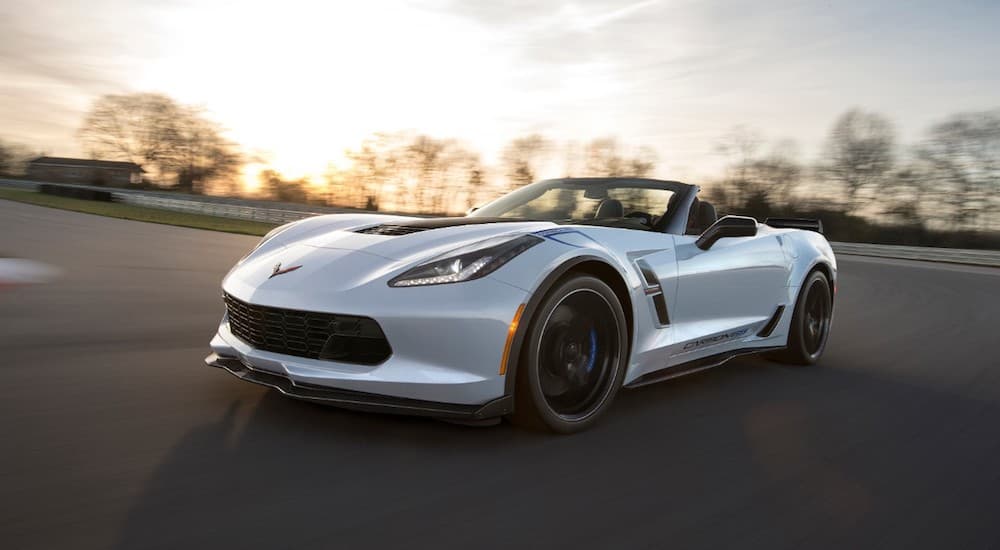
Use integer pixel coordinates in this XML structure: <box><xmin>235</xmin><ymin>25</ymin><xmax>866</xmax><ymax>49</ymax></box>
<box><xmin>499</xmin><ymin>303</ymin><xmax>526</xmax><ymax>375</ymax></box>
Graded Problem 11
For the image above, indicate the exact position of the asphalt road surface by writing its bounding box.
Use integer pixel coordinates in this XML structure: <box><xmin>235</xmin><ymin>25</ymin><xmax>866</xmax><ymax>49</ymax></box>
<box><xmin>1</xmin><ymin>200</ymin><xmax>999</xmax><ymax>549</ymax></box>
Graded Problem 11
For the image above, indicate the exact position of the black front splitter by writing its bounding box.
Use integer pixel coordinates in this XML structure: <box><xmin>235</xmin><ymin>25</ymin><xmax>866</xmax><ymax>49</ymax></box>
<box><xmin>205</xmin><ymin>353</ymin><xmax>513</xmax><ymax>421</ymax></box>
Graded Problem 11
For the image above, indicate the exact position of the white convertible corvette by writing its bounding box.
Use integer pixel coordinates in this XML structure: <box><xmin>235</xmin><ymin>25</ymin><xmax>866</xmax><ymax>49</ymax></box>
<box><xmin>207</xmin><ymin>178</ymin><xmax>836</xmax><ymax>432</ymax></box>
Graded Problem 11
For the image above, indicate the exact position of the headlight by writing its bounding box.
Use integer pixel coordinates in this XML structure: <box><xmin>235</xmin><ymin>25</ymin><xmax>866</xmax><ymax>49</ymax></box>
<box><xmin>389</xmin><ymin>234</ymin><xmax>543</xmax><ymax>287</ymax></box>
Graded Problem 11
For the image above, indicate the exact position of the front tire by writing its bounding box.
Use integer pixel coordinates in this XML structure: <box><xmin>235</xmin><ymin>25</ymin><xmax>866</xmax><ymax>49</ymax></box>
<box><xmin>511</xmin><ymin>275</ymin><xmax>628</xmax><ymax>433</ymax></box>
<box><xmin>768</xmin><ymin>270</ymin><xmax>832</xmax><ymax>365</ymax></box>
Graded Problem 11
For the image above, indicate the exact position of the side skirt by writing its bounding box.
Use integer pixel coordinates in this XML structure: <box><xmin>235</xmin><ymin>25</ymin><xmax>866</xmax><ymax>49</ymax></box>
<box><xmin>624</xmin><ymin>346</ymin><xmax>784</xmax><ymax>389</ymax></box>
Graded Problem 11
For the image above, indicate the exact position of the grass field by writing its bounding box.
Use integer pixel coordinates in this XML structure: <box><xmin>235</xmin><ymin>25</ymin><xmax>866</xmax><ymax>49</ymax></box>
<box><xmin>0</xmin><ymin>188</ymin><xmax>277</xmax><ymax>236</ymax></box>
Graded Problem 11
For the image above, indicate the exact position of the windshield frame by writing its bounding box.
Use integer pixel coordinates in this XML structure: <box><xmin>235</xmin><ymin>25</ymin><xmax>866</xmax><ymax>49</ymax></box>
<box><xmin>469</xmin><ymin>177</ymin><xmax>698</xmax><ymax>233</ymax></box>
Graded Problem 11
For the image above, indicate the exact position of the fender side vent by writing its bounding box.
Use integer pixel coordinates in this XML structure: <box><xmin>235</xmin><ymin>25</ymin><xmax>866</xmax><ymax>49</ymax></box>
<box><xmin>636</xmin><ymin>260</ymin><xmax>659</xmax><ymax>286</ymax></box>
<box><xmin>757</xmin><ymin>305</ymin><xmax>785</xmax><ymax>337</ymax></box>
<box><xmin>355</xmin><ymin>224</ymin><xmax>429</xmax><ymax>236</ymax></box>
<box><xmin>652</xmin><ymin>294</ymin><xmax>670</xmax><ymax>325</ymax></box>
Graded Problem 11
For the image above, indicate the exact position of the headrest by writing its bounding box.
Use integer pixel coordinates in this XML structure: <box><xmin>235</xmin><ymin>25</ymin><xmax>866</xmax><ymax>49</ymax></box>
<box><xmin>687</xmin><ymin>199</ymin><xmax>718</xmax><ymax>233</ymax></box>
<box><xmin>595</xmin><ymin>198</ymin><xmax>624</xmax><ymax>218</ymax></box>
<box><xmin>697</xmin><ymin>201</ymin><xmax>718</xmax><ymax>228</ymax></box>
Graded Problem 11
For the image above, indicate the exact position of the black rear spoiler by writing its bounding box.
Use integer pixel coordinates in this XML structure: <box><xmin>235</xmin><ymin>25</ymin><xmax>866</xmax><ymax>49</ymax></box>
<box><xmin>764</xmin><ymin>217</ymin><xmax>823</xmax><ymax>234</ymax></box>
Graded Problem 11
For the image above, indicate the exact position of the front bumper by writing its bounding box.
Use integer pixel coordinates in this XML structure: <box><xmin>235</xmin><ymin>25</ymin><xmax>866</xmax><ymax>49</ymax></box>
<box><xmin>212</xmin><ymin>241</ymin><xmax>533</xmax><ymax>416</ymax></box>
<box><xmin>206</xmin><ymin>353</ymin><xmax>513</xmax><ymax>419</ymax></box>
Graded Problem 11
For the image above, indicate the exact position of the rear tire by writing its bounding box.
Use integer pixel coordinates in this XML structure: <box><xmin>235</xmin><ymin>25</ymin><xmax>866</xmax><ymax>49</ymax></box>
<box><xmin>510</xmin><ymin>275</ymin><xmax>628</xmax><ymax>433</ymax></box>
<box><xmin>768</xmin><ymin>270</ymin><xmax>832</xmax><ymax>365</ymax></box>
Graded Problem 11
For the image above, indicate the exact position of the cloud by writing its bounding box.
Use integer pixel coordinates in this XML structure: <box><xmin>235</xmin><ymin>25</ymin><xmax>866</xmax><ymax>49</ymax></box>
<box><xmin>566</xmin><ymin>0</ymin><xmax>660</xmax><ymax>32</ymax></box>
<box><xmin>0</xmin><ymin>0</ymin><xmax>167</xmax><ymax>151</ymax></box>
<box><xmin>1</xmin><ymin>0</ymin><xmax>999</xmax><ymax>178</ymax></box>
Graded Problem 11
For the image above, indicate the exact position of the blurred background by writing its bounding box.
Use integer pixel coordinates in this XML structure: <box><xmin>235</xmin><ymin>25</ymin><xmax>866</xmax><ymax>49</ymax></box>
<box><xmin>3</xmin><ymin>4</ymin><xmax>1000</xmax><ymax>548</ymax></box>
<box><xmin>1</xmin><ymin>0</ymin><xmax>998</xmax><ymax>246</ymax></box>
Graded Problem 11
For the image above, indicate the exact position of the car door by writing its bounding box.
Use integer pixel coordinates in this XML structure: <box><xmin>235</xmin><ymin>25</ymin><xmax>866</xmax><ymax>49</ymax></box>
<box><xmin>668</xmin><ymin>230</ymin><xmax>788</xmax><ymax>356</ymax></box>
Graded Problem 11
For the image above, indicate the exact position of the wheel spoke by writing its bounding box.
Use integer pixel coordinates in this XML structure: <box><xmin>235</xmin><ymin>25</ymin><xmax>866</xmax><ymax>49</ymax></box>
<box><xmin>802</xmin><ymin>283</ymin><xmax>830</xmax><ymax>355</ymax></box>
<box><xmin>537</xmin><ymin>289</ymin><xmax>619</xmax><ymax>419</ymax></box>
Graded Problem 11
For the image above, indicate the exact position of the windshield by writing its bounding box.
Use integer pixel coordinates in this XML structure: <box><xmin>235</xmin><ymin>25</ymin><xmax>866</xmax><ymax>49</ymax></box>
<box><xmin>470</xmin><ymin>178</ymin><xmax>684</xmax><ymax>230</ymax></box>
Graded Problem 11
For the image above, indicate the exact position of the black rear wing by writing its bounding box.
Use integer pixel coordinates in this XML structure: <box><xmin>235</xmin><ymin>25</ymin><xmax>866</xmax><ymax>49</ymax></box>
<box><xmin>764</xmin><ymin>217</ymin><xmax>823</xmax><ymax>234</ymax></box>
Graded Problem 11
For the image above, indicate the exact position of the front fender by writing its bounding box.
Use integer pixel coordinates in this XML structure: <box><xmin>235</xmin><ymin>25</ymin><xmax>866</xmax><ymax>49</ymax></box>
<box><xmin>487</xmin><ymin>234</ymin><xmax>643</xmax><ymax>396</ymax></box>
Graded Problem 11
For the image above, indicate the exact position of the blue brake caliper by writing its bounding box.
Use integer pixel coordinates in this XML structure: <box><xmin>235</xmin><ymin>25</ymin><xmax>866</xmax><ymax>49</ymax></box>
<box><xmin>585</xmin><ymin>328</ymin><xmax>597</xmax><ymax>372</ymax></box>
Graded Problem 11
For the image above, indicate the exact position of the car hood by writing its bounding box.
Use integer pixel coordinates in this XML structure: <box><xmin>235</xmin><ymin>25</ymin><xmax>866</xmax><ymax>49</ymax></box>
<box><xmin>296</xmin><ymin>215</ymin><xmax>556</xmax><ymax>263</ymax></box>
<box><xmin>225</xmin><ymin>215</ymin><xmax>557</xmax><ymax>303</ymax></box>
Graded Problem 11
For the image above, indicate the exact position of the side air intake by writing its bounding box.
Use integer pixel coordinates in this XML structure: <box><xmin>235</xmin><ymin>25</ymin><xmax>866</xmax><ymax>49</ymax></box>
<box><xmin>756</xmin><ymin>305</ymin><xmax>785</xmax><ymax>337</ymax></box>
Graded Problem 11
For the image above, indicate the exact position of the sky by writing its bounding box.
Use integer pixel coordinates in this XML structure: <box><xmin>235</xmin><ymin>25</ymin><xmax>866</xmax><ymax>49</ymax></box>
<box><xmin>1</xmin><ymin>0</ymin><xmax>998</xmax><ymax>183</ymax></box>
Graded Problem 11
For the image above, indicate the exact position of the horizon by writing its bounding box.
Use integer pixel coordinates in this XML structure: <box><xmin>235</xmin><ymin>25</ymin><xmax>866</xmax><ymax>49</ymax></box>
<box><xmin>2</xmin><ymin>0</ymin><xmax>999</xmax><ymax>185</ymax></box>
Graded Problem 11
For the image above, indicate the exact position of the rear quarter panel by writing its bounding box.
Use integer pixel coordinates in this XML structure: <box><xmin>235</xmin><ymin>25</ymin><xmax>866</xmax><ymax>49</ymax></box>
<box><xmin>780</xmin><ymin>229</ymin><xmax>837</xmax><ymax>290</ymax></box>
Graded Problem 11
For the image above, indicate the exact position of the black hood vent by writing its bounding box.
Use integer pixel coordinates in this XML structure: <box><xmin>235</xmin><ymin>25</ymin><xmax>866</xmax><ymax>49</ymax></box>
<box><xmin>355</xmin><ymin>217</ymin><xmax>524</xmax><ymax>236</ymax></box>
<box><xmin>355</xmin><ymin>224</ymin><xmax>429</xmax><ymax>236</ymax></box>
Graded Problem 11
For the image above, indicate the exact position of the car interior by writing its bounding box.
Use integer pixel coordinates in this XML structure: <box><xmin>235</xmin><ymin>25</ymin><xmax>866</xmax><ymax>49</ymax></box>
<box><xmin>576</xmin><ymin>186</ymin><xmax>720</xmax><ymax>234</ymax></box>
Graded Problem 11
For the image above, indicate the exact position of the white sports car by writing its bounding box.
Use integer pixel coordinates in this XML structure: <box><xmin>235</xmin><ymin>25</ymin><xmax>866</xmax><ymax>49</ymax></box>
<box><xmin>207</xmin><ymin>178</ymin><xmax>836</xmax><ymax>432</ymax></box>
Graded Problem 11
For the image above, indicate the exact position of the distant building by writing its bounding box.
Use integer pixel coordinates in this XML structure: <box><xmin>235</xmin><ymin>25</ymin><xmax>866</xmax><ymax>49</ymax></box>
<box><xmin>26</xmin><ymin>157</ymin><xmax>144</xmax><ymax>186</ymax></box>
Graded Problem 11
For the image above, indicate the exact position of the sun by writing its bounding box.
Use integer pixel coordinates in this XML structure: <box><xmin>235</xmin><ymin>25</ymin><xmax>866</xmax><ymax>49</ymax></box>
<box><xmin>132</xmin><ymin>0</ymin><xmax>521</xmax><ymax>192</ymax></box>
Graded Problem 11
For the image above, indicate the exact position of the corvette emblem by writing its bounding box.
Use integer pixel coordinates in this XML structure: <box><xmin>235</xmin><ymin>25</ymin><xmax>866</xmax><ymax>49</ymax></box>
<box><xmin>269</xmin><ymin>262</ymin><xmax>302</xmax><ymax>279</ymax></box>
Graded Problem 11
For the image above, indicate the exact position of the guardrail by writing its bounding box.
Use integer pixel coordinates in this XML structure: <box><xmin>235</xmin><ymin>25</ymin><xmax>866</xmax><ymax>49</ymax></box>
<box><xmin>830</xmin><ymin>242</ymin><xmax>1000</xmax><ymax>268</ymax></box>
<box><xmin>121</xmin><ymin>194</ymin><xmax>321</xmax><ymax>224</ymax></box>
<box><xmin>2</xmin><ymin>178</ymin><xmax>997</xmax><ymax>267</ymax></box>
<box><xmin>0</xmin><ymin>178</ymin><xmax>39</xmax><ymax>191</ymax></box>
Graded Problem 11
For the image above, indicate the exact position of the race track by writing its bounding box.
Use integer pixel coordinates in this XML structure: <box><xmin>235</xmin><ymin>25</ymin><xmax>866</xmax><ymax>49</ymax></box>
<box><xmin>1</xmin><ymin>199</ymin><xmax>998</xmax><ymax>549</ymax></box>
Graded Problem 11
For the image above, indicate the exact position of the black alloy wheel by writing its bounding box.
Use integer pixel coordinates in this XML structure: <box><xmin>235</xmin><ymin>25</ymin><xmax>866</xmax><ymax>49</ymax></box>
<box><xmin>767</xmin><ymin>270</ymin><xmax>833</xmax><ymax>365</ymax></box>
<box><xmin>511</xmin><ymin>274</ymin><xmax>628</xmax><ymax>433</ymax></box>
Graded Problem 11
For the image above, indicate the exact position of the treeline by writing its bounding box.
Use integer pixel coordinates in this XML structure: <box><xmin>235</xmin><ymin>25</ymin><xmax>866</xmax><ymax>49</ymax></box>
<box><xmin>0</xmin><ymin>93</ymin><xmax>997</xmax><ymax>248</ymax></box>
<box><xmin>261</xmin><ymin>106</ymin><xmax>999</xmax><ymax>247</ymax></box>
<box><xmin>0</xmin><ymin>94</ymin><xmax>242</xmax><ymax>194</ymax></box>
<box><xmin>290</xmin><ymin>133</ymin><xmax>658</xmax><ymax>215</ymax></box>
<box><xmin>77</xmin><ymin>93</ymin><xmax>242</xmax><ymax>194</ymax></box>
<box><xmin>706</xmin><ymin>108</ymin><xmax>1000</xmax><ymax>245</ymax></box>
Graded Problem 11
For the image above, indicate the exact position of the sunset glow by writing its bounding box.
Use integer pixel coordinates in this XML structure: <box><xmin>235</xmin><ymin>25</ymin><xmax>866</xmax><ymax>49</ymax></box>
<box><xmin>2</xmin><ymin>0</ymin><xmax>999</xmax><ymax>188</ymax></box>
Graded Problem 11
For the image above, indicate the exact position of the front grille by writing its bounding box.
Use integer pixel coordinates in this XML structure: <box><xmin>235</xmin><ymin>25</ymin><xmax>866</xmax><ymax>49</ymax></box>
<box><xmin>355</xmin><ymin>224</ymin><xmax>428</xmax><ymax>236</ymax></box>
<box><xmin>223</xmin><ymin>293</ymin><xmax>391</xmax><ymax>365</ymax></box>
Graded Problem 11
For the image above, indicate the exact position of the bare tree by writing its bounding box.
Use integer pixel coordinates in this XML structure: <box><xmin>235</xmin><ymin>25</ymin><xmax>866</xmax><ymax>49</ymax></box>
<box><xmin>0</xmin><ymin>144</ymin><xmax>11</xmax><ymax>177</ymax></box>
<box><xmin>501</xmin><ymin>134</ymin><xmax>550</xmax><ymax>189</ymax></box>
<box><xmin>165</xmin><ymin>113</ymin><xmax>242</xmax><ymax>193</ymax></box>
<box><xmin>819</xmin><ymin>108</ymin><xmax>895</xmax><ymax>208</ymax></box>
<box><xmin>465</xmin><ymin>162</ymin><xmax>485</xmax><ymax>210</ymax></box>
<box><xmin>433</xmin><ymin>146</ymin><xmax>481</xmax><ymax>213</ymax></box>
<box><xmin>260</xmin><ymin>169</ymin><xmax>309</xmax><ymax>203</ymax></box>
<box><xmin>78</xmin><ymin>93</ymin><xmax>183</xmax><ymax>170</ymax></box>
<box><xmin>402</xmin><ymin>134</ymin><xmax>480</xmax><ymax>212</ymax></box>
<box><xmin>405</xmin><ymin>134</ymin><xmax>448</xmax><ymax>209</ymax></box>
<box><xmin>715</xmin><ymin>126</ymin><xmax>763</xmax><ymax>187</ymax></box>
<box><xmin>881</xmin><ymin>165</ymin><xmax>928</xmax><ymax>225</ymax></box>
<box><xmin>710</xmin><ymin>126</ymin><xmax>763</xmax><ymax>211</ymax></box>
<box><xmin>562</xmin><ymin>140</ymin><xmax>583</xmax><ymax>177</ymax></box>
<box><xmin>916</xmin><ymin>110</ymin><xmax>1000</xmax><ymax>230</ymax></box>
<box><xmin>750</xmin><ymin>140</ymin><xmax>802</xmax><ymax>208</ymax></box>
<box><xmin>78</xmin><ymin>93</ymin><xmax>242</xmax><ymax>192</ymax></box>
<box><xmin>0</xmin><ymin>140</ymin><xmax>34</xmax><ymax>176</ymax></box>
<box><xmin>338</xmin><ymin>132</ymin><xmax>481</xmax><ymax>213</ymax></box>
<box><xmin>585</xmin><ymin>137</ymin><xmax>623</xmax><ymax>176</ymax></box>
<box><xmin>710</xmin><ymin>128</ymin><xmax>801</xmax><ymax>214</ymax></box>
<box><xmin>628</xmin><ymin>146</ymin><xmax>658</xmax><ymax>178</ymax></box>
<box><xmin>583</xmin><ymin>138</ymin><xmax>658</xmax><ymax>177</ymax></box>
<box><xmin>342</xmin><ymin>133</ymin><xmax>401</xmax><ymax>210</ymax></box>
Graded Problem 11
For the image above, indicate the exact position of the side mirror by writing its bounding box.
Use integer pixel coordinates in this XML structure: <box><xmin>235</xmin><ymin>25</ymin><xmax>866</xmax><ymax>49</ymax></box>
<box><xmin>695</xmin><ymin>215</ymin><xmax>757</xmax><ymax>250</ymax></box>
